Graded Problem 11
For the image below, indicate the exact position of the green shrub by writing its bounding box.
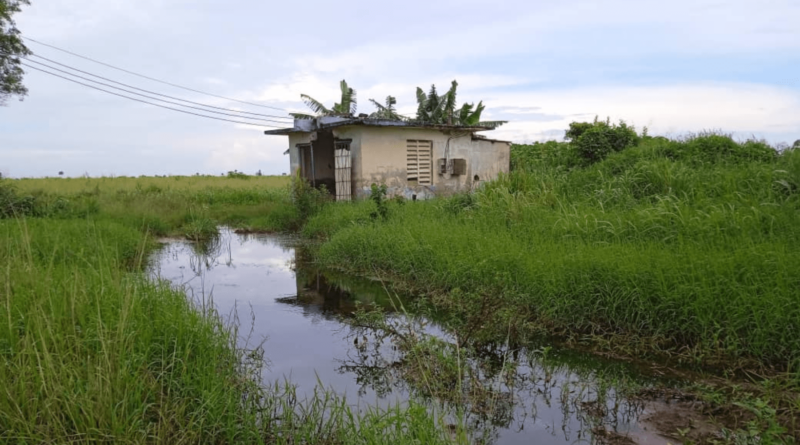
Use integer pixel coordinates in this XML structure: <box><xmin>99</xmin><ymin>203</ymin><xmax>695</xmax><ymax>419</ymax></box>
<box><xmin>566</xmin><ymin>117</ymin><xmax>640</xmax><ymax>164</ymax></box>
<box><xmin>369</xmin><ymin>183</ymin><xmax>389</xmax><ymax>220</ymax></box>
<box><xmin>291</xmin><ymin>172</ymin><xmax>330</xmax><ymax>226</ymax></box>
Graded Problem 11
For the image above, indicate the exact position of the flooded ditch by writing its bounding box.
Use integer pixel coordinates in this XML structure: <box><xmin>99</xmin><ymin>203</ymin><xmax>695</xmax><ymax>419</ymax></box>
<box><xmin>149</xmin><ymin>228</ymin><xmax>684</xmax><ymax>444</ymax></box>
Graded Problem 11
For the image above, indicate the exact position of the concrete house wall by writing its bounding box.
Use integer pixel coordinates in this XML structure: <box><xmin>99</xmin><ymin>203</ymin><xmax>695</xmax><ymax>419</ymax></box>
<box><xmin>283</xmin><ymin>124</ymin><xmax>510</xmax><ymax>200</ymax></box>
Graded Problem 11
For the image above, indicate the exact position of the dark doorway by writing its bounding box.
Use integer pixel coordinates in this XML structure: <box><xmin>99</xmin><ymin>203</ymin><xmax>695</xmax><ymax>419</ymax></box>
<box><xmin>297</xmin><ymin>130</ymin><xmax>351</xmax><ymax>200</ymax></box>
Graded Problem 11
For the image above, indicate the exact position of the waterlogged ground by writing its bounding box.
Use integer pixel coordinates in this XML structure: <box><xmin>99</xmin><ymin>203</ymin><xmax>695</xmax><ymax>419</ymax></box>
<box><xmin>149</xmin><ymin>228</ymin><xmax>681</xmax><ymax>445</ymax></box>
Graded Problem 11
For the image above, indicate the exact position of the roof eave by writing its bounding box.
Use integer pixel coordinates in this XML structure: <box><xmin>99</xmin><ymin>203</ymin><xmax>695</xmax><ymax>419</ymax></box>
<box><xmin>263</xmin><ymin>128</ymin><xmax>305</xmax><ymax>136</ymax></box>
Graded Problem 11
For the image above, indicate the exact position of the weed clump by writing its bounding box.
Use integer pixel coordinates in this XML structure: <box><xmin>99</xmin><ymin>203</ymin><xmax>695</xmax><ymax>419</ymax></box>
<box><xmin>290</xmin><ymin>171</ymin><xmax>331</xmax><ymax>226</ymax></box>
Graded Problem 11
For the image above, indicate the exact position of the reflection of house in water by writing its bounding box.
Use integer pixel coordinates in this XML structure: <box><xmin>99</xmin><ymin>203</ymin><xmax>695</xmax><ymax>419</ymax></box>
<box><xmin>281</xmin><ymin>272</ymin><xmax>358</xmax><ymax>318</ymax></box>
<box><xmin>275</xmin><ymin>252</ymin><xmax>394</xmax><ymax>321</ymax></box>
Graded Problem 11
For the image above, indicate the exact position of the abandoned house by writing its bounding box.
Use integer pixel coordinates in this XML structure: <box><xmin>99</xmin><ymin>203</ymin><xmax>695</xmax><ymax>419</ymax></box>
<box><xmin>264</xmin><ymin>116</ymin><xmax>511</xmax><ymax>201</ymax></box>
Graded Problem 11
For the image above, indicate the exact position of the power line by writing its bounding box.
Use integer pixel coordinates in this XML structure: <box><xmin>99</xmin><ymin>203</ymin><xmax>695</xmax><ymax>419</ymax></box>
<box><xmin>23</xmin><ymin>36</ymin><xmax>289</xmax><ymax>112</ymax></box>
<box><xmin>21</xmin><ymin>59</ymin><xmax>291</xmax><ymax>124</ymax></box>
<box><xmin>27</xmin><ymin>53</ymin><xmax>292</xmax><ymax>121</ymax></box>
<box><xmin>23</xmin><ymin>64</ymin><xmax>284</xmax><ymax>129</ymax></box>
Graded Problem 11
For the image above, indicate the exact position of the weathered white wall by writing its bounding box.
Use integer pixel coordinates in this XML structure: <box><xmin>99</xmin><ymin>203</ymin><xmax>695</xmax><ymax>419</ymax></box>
<box><xmin>338</xmin><ymin>126</ymin><xmax>509</xmax><ymax>199</ymax></box>
<box><xmin>287</xmin><ymin>133</ymin><xmax>312</xmax><ymax>176</ymax></box>
<box><xmin>454</xmin><ymin>137</ymin><xmax>511</xmax><ymax>190</ymax></box>
<box><xmin>278</xmin><ymin>127</ymin><xmax>509</xmax><ymax>199</ymax></box>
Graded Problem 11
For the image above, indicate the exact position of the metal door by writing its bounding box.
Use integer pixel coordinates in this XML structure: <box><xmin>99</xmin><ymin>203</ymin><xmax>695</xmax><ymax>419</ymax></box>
<box><xmin>334</xmin><ymin>142</ymin><xmax>352</xmax><ymax>201</ymax></box>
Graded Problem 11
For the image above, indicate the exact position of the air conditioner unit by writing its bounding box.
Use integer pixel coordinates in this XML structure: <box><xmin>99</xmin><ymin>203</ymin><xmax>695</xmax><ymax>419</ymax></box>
<box><xmin>451</xmin><ymin>159</ymin><xmax>467</xmax><ymax>175</ymax></box>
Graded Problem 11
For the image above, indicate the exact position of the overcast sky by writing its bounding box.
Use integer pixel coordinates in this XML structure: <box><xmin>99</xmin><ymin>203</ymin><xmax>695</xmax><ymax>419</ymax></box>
<box><xmin>1</xmin><ymin>0</ymin><xmax>798</xmax><ymax>178</ymax></box>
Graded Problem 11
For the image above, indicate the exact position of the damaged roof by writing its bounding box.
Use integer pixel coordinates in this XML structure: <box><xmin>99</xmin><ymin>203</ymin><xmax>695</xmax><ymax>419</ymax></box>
<box><xmin>263</xmin><ymin>116</ymin><xmax>499</xmax><ymax>136</ymax></box>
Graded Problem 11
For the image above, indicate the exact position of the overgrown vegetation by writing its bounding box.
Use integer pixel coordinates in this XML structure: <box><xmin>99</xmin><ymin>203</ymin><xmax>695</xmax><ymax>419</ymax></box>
<box><xmin>0</xmin><ymin>174</ymin><xmax>468</xmax><ymax>443</ymax></box>
<box><xmin>301</xmin><ymin>124</ymin><xmax>800</xmax><ymax>440</ymax></box>
<box><xmin>6</xmin><ymin>117</ymin><xmax>800</xmax><ymax>442</ymax></box>
<box><xmin>305</xmin><ymin>123</ymin><xmax>800</xmax><ymax>378</ymax></box>
<box><xmin>290</xmin><ymin>78</ymin><xmax>506</xmax><ymax>128</ymax></box>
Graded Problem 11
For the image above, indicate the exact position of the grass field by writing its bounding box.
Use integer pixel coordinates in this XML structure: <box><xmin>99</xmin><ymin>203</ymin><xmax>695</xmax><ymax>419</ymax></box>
<box><xmin>0</xmin><ymin>175</ymin><xmax>465</xmax><ymax>444</ymax></box>
<box><xmin>4</xmin><ymin>174</ymin><xmax>299</xmax><ymax>238</ymax></box>
<box><xmin>4</xmin><ymin>126</ymin><xmax>800</xmax><ymax>442</ymax></box>
<box><xmin>13</xmin><ymin>174</ymin><xmax>290</xmax><ymax>194</ymax></box>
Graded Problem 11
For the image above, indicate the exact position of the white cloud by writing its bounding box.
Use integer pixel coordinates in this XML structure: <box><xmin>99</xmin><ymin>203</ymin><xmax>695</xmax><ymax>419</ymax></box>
<box><xmin>488</xmin><ymin>83</ymin><xmax>800</xmax><ymax>143</ymax></box>
<box><xmin>3</xmin><ymin>0</ymin><xmax>799</xmax><ymax>177</ymax></box>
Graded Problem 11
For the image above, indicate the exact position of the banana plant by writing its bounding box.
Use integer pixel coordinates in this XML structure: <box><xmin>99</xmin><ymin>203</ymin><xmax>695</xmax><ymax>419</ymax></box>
<box><xmin>368</xmin><ymin>95</ymin><xmax>405</xmax><ymax>121</ymax></box>
<box><xmin>413</xmin><ymin>80</ymin><xmax>506</xmax><ymax>128</ymax></box>
<box><xmin>290</xmin><ymin>79</ymin><xmax>357</xmax><ymax>120</ymax></box>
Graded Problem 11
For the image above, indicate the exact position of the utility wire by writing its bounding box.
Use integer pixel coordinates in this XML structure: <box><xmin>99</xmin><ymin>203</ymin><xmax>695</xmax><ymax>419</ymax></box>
<box><xmin>23</xmin><ymin>36</ymin><xmax>289</xmax><ymax>112</ymax></box>
<box><xmin>28</xmin><ymin>53</ymin><xmax>292</xmax><ymax>120</ymax></box>
<box><xmin>23</xmin><ymin>64</ymin><xmax>284</xmax><ymax>129</ymax></box>
<box><xmin>21</xmin><ymin>59</ymin><xmax>291</xmax><ymax>124</ymax></box>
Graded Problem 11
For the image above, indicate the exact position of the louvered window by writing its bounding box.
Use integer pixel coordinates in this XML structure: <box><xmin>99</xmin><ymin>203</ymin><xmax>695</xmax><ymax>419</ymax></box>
<box><xmin>406</xmin><ymin>140</ymin><xmax>432</xmax><ymax>185</ymax></box>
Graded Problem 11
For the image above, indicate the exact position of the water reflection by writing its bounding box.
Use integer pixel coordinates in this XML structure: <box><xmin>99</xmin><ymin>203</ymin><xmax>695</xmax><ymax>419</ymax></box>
<box><xmin>149</xmin><ymin>228</ymin><xmax>665</xmax><ymax>445</ymax></box>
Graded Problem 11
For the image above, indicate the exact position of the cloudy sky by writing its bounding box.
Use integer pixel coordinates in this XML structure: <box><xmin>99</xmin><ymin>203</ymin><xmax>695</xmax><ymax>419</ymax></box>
<box><xmin>1</xmin><ymin>0</ymin><xmax>798</xmax><ymax>178</ymax></box>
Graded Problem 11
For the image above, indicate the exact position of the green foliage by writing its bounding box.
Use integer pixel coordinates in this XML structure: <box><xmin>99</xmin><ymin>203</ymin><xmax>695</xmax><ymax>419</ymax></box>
<box><xmin>510</xmin><ymin>140</ymin><xmax>579</xmax><ymax>171</ymax></box>
<box><xmin>0</xmin><ymin>180</ymin><xmax>32</xmax><ymax>217</ymax></box>
<box><xmin>565</xmin><ymin>117</ymin><xmax>640</xmax><ymax>163</ymax></box>
<box><xmin>0</xmin><ymin>219</ymin><xmax>465</xmax><ymax>444</ymax></box>
<box><xmin>226</xmin><ymin>169</ymin><xmax>250</xmax><ymax>179</ymax></box>
<box><xmin>182</xmin><ymin>208</ymin><xmax>218</xmax><ymax>241</ymax></box>
<box><xmin>414</xmin><ymin>80</ymin><xmax>507</xmax><ymax>128</ymax></box>
<box><xmin>290</xmin><ymin>171</ymin><xmax>330</xmax><ymax>226</ymax></box>
<box><xmin>369</xmin><ymin>95</ymin><xmax>404</xmax><ymax>121</ymax></box>
<box><xmin>0</xmin><ymin>180</ymin><xmax>101</xmax><ymax>219</ymax></box>
<box><xmin>6</xmin><ymin>175</ymin><xmax>296</xmax><ymax>235</ymax></box>
<box><xmin>0</xmin><ymin>0</ymin><xmax>30</xmax><ymax>105</ymax></box>
<box><xmin>369</xmin><ymin>183</ymin><xmax>389</xmax><ymax>220</ymax></box>
<box><xmin>310</xmin><ymin>133</ymin><xmax>800</xmax><ymax>376</ymax></box>
<box><xmin>292</xmin><ymin>79</ymin><xmax>357</xmax><ymax>119</ymax></box>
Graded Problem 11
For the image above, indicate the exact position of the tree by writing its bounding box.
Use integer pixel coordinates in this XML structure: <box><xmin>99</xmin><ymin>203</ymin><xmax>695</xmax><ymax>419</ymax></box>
<box><xmin>291</xmin><ymin>79</ymin><xmax>356</xmax><ymax>120</ymax></box>
<box><xmin>0</xmin><ymin>0</ymin><xmax>30</xmax><ymax>106</ymax></box>
<box><xmin>413</xmin><ymin>80</ymin><xmax>506</xmax><ymax>129</ymax></box>
<box><xmin>368</xmin><ymin>95</ymin><xmax>404</xmax><ymax>121</ymax></box>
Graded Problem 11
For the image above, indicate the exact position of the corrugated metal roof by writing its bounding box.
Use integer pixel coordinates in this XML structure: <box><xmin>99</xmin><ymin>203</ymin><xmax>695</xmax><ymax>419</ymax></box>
<box><xmin>264</xmin><ymin>117</ymin><xmax>498</xmax><ymax>136</ymax></box>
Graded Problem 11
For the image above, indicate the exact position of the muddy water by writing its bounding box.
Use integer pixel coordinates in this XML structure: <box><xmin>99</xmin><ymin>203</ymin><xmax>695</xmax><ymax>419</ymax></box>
<box><xmin>150</xmin><ymin>228</ymin><xmax>673</xmax><ymax>445</ymax></box>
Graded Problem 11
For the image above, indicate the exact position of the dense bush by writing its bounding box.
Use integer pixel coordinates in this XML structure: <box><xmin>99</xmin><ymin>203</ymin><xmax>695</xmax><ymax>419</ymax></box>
<box><xmin>565</xmin><ymin>117</ymin><xmax>640</xmax><ymax>163</ymax></box>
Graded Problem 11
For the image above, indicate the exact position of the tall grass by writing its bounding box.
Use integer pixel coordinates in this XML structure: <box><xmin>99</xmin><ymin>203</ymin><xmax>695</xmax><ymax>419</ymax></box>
<box><xmin>0</xmin><ymin>217</ymin><xmax>465</xmax><ymax>443</ymax></box>
<box><xmin>307</xmin><ymin>134</ymin><xmax>800</xmax><ymax>374</ymax></box>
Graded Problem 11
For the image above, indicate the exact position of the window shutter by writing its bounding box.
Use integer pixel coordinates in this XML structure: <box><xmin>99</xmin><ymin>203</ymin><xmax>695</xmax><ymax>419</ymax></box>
<box><xmin>407</xmin><ymin>140</ymin><xmax>432</xmax><ymax>185</ymax></box>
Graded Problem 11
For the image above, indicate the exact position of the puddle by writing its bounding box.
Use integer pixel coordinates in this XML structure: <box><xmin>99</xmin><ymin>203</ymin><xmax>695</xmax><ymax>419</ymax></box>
<box><xmin>150</xmin><ymin>228</ymin><xmax>677</xmax><ymax>445</ymax></box>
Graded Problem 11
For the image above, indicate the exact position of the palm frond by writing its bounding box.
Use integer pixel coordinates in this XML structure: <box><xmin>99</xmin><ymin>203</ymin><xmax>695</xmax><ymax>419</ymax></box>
<box><xmin>443</xmin><ymin>80</ymin><xmax>458</xmax><ymax>125</ymax></box>
<box><xmin>338</xmin><ymin>80</ymin><xmax>357</xmax><ymax>115</ymax></box>
<box><xmin>385</xmin><ymin>95</ymin><xmax>397</xmax><ymax>112</ymax></box>
<box><xmin>369</xmin><ymin>97</ymin><xmax>404</xmax><ymax>121</ymax></box>
<box><xmin>415</xmin><ymin>87</ymin><xmax>429</xmax><ymax>121</ymax></box>
<box><xmin>461</xmin><ymin>101</ymin><xmax>485</xmax><ymax>126</ymax></box>
<box><xmin>300</xmin><ymin>94</ymin><xmax>331</xmax><ymax>115</ymax></box>
<box><xmin>458</xmin><ymin>103</ymin><xmax>474</xmax><ymax>124</ymax></box>
<box><xmin>431</xmin><ymin>93</ymin><xmax>449</xmax><ymax>122</ymax></box>
<box><xmin>415</xmin><ymin>87</ymin><xmax>427</xmax><ymax>107</ymax></box>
